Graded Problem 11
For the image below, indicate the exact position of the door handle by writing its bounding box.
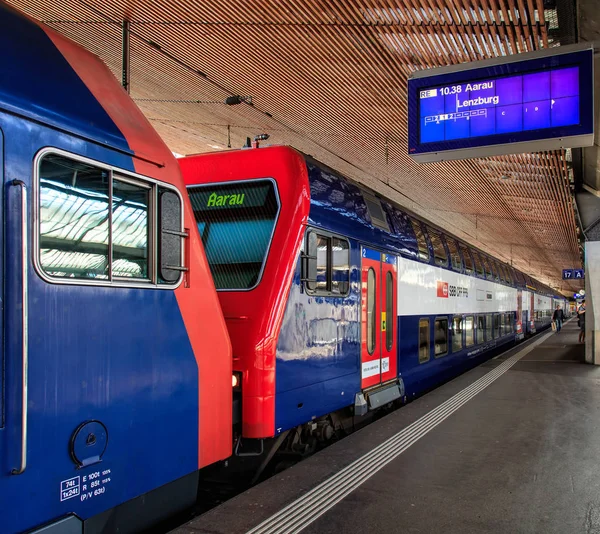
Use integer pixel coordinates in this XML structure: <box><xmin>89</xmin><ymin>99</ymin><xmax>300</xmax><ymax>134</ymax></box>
<box><xmin>11</xmin><ymin>179</ymin><xmax>28</xmax><ymax>475</ymax></box>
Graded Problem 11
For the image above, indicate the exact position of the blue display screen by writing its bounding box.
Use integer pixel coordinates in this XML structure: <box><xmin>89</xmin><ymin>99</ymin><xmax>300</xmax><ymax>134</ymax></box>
<box><xmin>407</xmin><ymin>49</ymin><xmax>594</xmax><ymax>161</ymax></box>
<box><xmin>419</xmin><ymin>66</ymin><xmax>579</xmax><ymax>144</ymax></box>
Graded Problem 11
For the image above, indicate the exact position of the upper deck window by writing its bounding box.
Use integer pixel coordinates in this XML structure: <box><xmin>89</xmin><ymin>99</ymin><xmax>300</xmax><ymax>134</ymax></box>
<box><xmin>459</xmin><ymin>244</ymin><xmax>474</xmax><ymax>275</ymax></box>
<box><xmin>446</xmin><ymin>238</ymin><xmax>462</xmax><ymax>271</ymax></box>
<box><xmin>409</xmin><ymin>218</ymin><xmax>430</xmax><ymax>262</ymax></box>
<box><xmin>427</xmin><ymin>228</ymin><xmax>448</xmax><ymax>267</ymax></box>
<box><xmin>471</xmin><ymin>250</ymin><xmax>484</xmax><ymax>277</ymax></box>
<box><xmin>189</xmin><ymin>179</ymin><xmax>279</xmax><ymax>290</ymax></box>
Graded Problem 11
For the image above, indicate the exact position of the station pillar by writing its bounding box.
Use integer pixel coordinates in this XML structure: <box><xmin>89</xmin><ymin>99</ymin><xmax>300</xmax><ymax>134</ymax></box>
<box><xmin>585</xmin><ymin>241</ymin><xmax>600</xmax><ymax>364</ymax></box>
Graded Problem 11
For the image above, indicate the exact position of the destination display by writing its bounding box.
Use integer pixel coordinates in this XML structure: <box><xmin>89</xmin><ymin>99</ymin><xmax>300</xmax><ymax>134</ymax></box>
<box><xmin>408</xmin><ymin>46</ymin><xmax>594</xmax><ymax>162</ymax></box>
<box><xmin>189</xmin><ymin>181</ymin><xmax>273</xmax><ymax>211</ymax></box>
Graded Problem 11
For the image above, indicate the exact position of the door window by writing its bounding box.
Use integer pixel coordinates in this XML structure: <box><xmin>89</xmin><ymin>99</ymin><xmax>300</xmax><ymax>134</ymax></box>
<box><xmin>477</xmin><ymin>315</ymin><xmax>485</xmax><ymax>344</ymax></box>
<box><xmin>419</xmin><ymin>318</ymin><xmax>430</xmax><ymax>363</ymax></box>
<box><xmin>367</xmin><ymin>268</ymin><xmax>376</xmax><ymax>354</ymax></box>
<box><xmin>465</xmin><ymin>316</ymin><xmax>475</xmax><ymax>346</ymax></box>
<box><xmin>452</xmin><ymin>316</ymin><xmax>463</xmax><ymax>352</ymax></box>
<box><xmin>386</xmin><ymin>271</ymin><xmax>393</xmax><ymax>351</ymax></box>
<box><xmin>486</xmin><ymin>314</ymin><xmax>493</xmax><ymax>340</ymax></box>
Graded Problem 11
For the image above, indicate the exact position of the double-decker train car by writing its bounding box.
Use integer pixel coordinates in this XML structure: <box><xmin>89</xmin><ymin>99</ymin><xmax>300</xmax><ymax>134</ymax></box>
<box><xmin>0</xmin><ymin>5</ymin><xmax>231</xmax><ymax>533</ymax></box>
<box><xmin>180</xmin><ymin>144</ymin><xmax>564</xmax><ymax>458</ymax></box>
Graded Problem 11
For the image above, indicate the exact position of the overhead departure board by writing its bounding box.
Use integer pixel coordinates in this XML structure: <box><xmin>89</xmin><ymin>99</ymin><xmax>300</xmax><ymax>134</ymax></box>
<box><xmin>408</xmin><ymin>46</ymin><xmax>594</xmax><ymax>163</ymax></box>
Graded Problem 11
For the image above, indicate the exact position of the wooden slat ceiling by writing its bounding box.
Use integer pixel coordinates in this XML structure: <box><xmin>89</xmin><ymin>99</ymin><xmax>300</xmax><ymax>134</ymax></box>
<box><xmin>8</xmin><ymin>0</ymin><xmax>583</xmax><ymax>294</ymax></box>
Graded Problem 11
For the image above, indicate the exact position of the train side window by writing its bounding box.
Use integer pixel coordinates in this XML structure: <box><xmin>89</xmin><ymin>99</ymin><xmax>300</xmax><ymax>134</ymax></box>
<box><xmin>367</xmin><ymin>268</ymin><xmax>376</xmax><ymax>354</ymax></box>
<box><xmin>506</xmin><ymin>313</ymin><xmax>513</xmax><ymax>333</ymax></box>
<box><xmin>434</xmin><ymin>317</ymin><xmax>448</xmax><ymax>357</ymax></box>
<box><xmin>446</xmin><ymin>238</ymin><xmax>462</xmax><ymax>271</ymax></box>
<box><xmin>332</xmin><ymin>237</ymin><xmax>350</xmax><ymax>294</ymax></box>
<box><xmin>409</xmin><ymin>218</ymin><xmax>430</xmax><ymax>262</ymax></box>
<box><xmin>477</xmin><ymin>315</ymin><xmax>485</xmax><ymax>344</ymax></box>
<box><xmin>465</xmin><ymin>316</ymin><xmax>475</xmax><ymax>346</ymax></box>
<box><xmin>471</xmin><ymin>250</ymin><xmax>484</xmax><ymax>277</ymax></box>
<box><xmin>482</xmin><ymin>255</ymin><xmax>493</xmax><ymax>280</ymax></box>
<box><xmin>459</xmin><ymin>244</ymin><xmax>474</xmax><ymax>275</ymax></box>
<box><xmin>505</xmin><ymin>266</ymin><xmax>514</xmax><ymax>285</ymax></box>
<box><xmin>427</xmin><ymin>228</ymin><xmax>448</xmax><ymax>267</ymax></box>
<box><xmin>386</xmin><ymin>271</ymin><xmax>393</xmax><ymax>351</ymax></box>
<box><xmin>485</xmin><ymin>314</ymin><xmax>493</xmax><ymax>340</ymax></box>
<box><xmin>493</xmin><ymin>314</ymin><xmax>501</xmax><ymax>338</ymax></box>
<box><xmin>305</xmin><ymin>231</ymin><xmax>350</xmax><ymax>296</ymax></box>
<box><xmin>362</xmin><ymin>191</ymin><xmax>390</xmax><ymax>232</ymax></box>
<box><xmin>490</xmin><ymin>258</ymin><xmax>500</xmax><ymax>282</ymax></box>
<box><xmin>315</xmin><ymin>235</ymin><xmax>329</xmax><ymax>291</ymax></box>
<box><xmin>452</xmin><ymin>316</ymin><xmax>463</xmax><ymax>352</ymax></box>
<box><xmin>419</xmin><ymin>318</ymin><xmax>430</xmax><ymax>363</ymax></box>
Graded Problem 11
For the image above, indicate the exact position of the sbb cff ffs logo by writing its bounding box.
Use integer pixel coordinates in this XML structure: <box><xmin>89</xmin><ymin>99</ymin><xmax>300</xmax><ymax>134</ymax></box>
<box><xmin>437</xmin><ymin>281</ymin><xmax>449</xmax><ymax>298</ymax></box>
<box><xmin>437</xmin><ymin>281</ymin><xmax>469</xmax><ymax>298</ymax></box>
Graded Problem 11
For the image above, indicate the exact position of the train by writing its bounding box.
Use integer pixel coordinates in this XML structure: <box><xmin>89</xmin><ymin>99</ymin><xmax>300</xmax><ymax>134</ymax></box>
<box><xmin>0</xmin><ymin>4</ymin><xmax>568</xmax><ymax>533</ymax></box>
<box><xmin>0</xmin><ymin>4</ymin><xmax>232</xmax><ymax>533</ymax></box>
<box><xmin>179</xmin><ymin>144</ymin><xmax>567</xmax><ymax>462</ymax></box>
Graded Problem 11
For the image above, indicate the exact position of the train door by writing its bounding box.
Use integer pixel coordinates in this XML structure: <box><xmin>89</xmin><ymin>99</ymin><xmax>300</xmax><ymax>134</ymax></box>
<box><xmin>516</xmin><ymin>290</ymin><xmax>524</xmax><ymax>340</ymax></box>
<box><xmin>530</xmin><ymin>293</ymin><xmax>536</xmax><ymax>333</ymax></box>
<box><xmin>360</xmin><ymin>247</ymin><xmax>398</xmax><ymax>389</ymax></box>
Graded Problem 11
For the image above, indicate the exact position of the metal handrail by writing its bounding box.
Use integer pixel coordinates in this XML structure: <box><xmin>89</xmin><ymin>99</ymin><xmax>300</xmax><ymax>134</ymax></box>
<box><xmin>11</xmin><ymin>180</ymin><xmax>28</xmax><ymax>475</ymax></box>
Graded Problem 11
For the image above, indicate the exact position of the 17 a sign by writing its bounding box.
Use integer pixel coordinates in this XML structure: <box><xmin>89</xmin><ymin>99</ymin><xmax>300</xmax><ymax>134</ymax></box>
<box><xmin>563</xmin><ymin>269</ymin><xmax>584</xmax><ymax>280</ymax></box>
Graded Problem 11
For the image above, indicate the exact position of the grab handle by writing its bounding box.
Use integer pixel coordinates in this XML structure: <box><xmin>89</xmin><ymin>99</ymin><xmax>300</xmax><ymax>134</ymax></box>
<box><xmin>11</xmin><ymin>180</ymin><xmax>28</xmax><ymax>475</ymax></box>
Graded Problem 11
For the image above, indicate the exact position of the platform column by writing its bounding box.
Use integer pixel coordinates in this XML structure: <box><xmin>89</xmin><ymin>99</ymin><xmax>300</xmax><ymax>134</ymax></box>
<box><xmin>584</xmin><ymin>242</ymin><xmax>600</xmax><ymax>364</ymax></box>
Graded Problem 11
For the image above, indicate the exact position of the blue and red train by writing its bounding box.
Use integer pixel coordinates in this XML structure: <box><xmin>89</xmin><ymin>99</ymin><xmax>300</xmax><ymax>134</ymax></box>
<box><xmin>0</xmin><ymin>4</ymin><xmax>566</xmax><ymax>533</ymax></box>
<box><xmin>0</xmin><ymin>4</ymin><xmax>231</xmax><ymax>533</ymax></box>
<box><xmin>180</xmin><ymin>145</ymin><xmax>565</xmax><ymax>453</ymax></box>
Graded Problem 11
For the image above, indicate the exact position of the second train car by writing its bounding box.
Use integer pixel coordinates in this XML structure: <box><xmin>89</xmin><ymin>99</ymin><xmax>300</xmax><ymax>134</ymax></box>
<box><xmin>179</xmin><ymin>145</ymin><xmax>565</xmax><ymax>457</ymax></box>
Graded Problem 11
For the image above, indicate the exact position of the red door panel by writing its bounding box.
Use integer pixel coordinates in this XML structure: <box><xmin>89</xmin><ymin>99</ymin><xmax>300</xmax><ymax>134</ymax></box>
<box><xmin>381</xmin><ymin>255</ymin><xmax>397</xmax><ymax>383</ymax></box>
<box><xmin>360</xmin><ymin>247</ymin><xmax>398</xmax><ymax>389</ymax></box>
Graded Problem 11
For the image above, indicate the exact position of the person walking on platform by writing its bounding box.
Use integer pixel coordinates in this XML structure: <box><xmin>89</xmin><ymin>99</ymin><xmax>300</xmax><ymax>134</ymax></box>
<box><xmin>578</xmin><ymin>301</ymin><xmax>586</xmax><ymax>343</ymax></box>
<box><xmin>552</xmin><ymin>305</ymin><xmax>564</xmax><ymax>333</ymax></box>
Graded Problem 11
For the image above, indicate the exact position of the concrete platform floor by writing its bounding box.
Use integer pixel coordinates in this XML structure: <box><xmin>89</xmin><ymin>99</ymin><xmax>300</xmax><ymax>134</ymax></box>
<box><xmin>175</xmin><ymin>319</ymin><xmax>600</xmax><ymax>534</ymax></box>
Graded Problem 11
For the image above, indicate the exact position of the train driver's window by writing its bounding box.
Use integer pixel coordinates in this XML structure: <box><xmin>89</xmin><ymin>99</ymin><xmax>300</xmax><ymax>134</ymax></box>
<box><xmin>471</xmin><ymin>250</ymin><xmax>484</xmax><ymax>278</ymax></box>
<box><xmin>37</xmin><ymin>153</ymin><xmax>176</xmax><ymax>285</ymax></box>
<box><xmin>452</xmin><ymin>316</ymin><xmax>463</xmax><ymax>353</ymax></box>
<box><xmin>418</xmin><ymin>318</ymin><xmax>430</xmax><ymax>363</ymax></box>
<box><xmin>409</xmin><ymin>218</ymin><xmax>430</xmax><ymax>262</ymax></box>
<box><xmin>434</xmin><ymin>317</ymin><xmax>448</xmax><ymax>357</ymax></box>
<box><xmin>427</xmin><ymin>228</ymin><xmax>448</xmax><ymax>267</ymax></box>
<box><xmin>465</xmin><ymin>316</ymin><xmax>475</xmax><ymax>346</ymax></box>
<box><xmin>485</xmin><ymin>314</ymin><xmax>493</xmax><ymax>341</ymax></box>
<box><xmin>459</xmin><ymin>244</ymin><xmax>474</xmax><ymax>275</ymax></box>
<box><xmin>446</xmin><ymin>238</ymin><xmax>462</xmax><ymax>271</ymax></box>
<box><xmin>477</xmin><ymin>315</ymin><xmax>485</xmax><ymax>344</ymax></box>
<box><xmin>112</xmin><ymin>179</ymin><xmax>150</xmax><ymax>279</ymax></box>
<box><xmin>39</xmin><ymin>155</ymin><xmax>110</xmax><ymax>280</ymax></box>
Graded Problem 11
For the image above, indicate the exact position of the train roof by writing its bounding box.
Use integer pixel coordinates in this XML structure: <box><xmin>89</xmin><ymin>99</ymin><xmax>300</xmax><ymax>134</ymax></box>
<box><xmin>0</xmin><ymin>3</ymin><xmax>170</xmax><ymax>168</ymax></box>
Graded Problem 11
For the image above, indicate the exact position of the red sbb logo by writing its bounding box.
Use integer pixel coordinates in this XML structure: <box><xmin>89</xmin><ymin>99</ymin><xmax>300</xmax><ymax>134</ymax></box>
<box><xmin>437</xmin><ymin>281</ymin><xmax>449</xmax><ymax>298</ymax></box>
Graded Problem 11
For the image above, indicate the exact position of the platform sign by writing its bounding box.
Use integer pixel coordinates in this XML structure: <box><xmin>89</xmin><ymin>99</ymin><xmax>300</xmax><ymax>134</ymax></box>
<box><xmin>563</xmin><ymin>269</ymin><xmax>585</xmax><ymax>280</ymax></box>
<box><xmin>408</xmin><ymin>44</ymin><xmax>594</xmax><ymax>163</ymax></box>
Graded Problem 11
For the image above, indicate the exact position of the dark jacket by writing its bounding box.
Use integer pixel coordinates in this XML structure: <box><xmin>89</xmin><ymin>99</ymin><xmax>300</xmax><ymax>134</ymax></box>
<box><xmin>552</xmin><ymin>309</ymin><xmax>564</xmax><ymax>321</ymax></box>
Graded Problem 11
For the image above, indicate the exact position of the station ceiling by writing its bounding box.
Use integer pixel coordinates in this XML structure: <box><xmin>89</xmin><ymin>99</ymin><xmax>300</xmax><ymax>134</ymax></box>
<box><xmin>10</xmin><ymin>0</ymin><xmax>587</xmax><ymax>295</ymax></box>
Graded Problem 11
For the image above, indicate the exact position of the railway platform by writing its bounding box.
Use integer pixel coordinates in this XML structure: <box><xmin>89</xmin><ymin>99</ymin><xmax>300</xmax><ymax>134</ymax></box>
<box><xmin>173</xmin><ymin>319</ymin><xmax>599</xmax><ymax>534</ymax></box>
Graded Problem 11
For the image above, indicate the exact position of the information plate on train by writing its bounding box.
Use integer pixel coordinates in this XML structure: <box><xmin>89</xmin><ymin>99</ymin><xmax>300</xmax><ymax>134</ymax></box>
<box><xmin>407</xmin><ymin>45</ymin><xmax>594</xmax><ymax>162</ymax></box>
